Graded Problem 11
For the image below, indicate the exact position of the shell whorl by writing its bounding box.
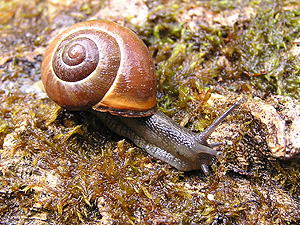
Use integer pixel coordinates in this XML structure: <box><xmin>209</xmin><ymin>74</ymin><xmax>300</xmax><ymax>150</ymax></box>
<box><xmin>41</xmin><ymin>20</ymin><xmax>157</xmax><ymax>116</ymax></box>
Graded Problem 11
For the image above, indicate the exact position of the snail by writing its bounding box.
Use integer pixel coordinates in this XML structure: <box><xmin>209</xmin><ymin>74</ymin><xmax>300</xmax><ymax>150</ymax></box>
<box><xmin>41</xmin><ymin>20</ymin><xmax>243</xmax><ymax>174</ymax></box>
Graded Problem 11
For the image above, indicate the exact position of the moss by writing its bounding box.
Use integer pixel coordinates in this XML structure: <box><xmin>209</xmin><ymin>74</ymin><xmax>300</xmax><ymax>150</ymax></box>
<box><xmin>203</xmin><ymin>0</ymin><xmax>259</xmax><ymax>11</ymax></box>
<box><xmin>138</xmin><ymin>0</ymin><xmax>300</xmax><ymax>114</ymax></box>
<box><xmin>233</xmin><ymin>5</ymin><xmax>300</xmax><ymax>98</ymax></box>
<box><xmin>1</xmin><ymin>91</ymin><xmax>300</xmax><ymax>224</ymax></box>
<box><xmin>1</xmin><ymin>0</ymin><xmax>300</xmax><ymax>224</ymax></box>
<box><xmin>0</xmin><ymin>92</ymin><xmax>190</xmax><ymax>224</ymax></box>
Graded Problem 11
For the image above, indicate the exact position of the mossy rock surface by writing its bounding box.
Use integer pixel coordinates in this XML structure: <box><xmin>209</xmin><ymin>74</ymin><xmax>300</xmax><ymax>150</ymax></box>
<box><xmin>0</xmin><ymin>0</ymin><xmax>300</xmax><ymax>224</ymax></box>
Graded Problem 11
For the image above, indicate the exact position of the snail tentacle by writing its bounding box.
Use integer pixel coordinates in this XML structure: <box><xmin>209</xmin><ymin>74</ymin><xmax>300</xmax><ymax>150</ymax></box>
<box><xmin>197</xmin><ymin>98</ymin><xmax>246</xmax><ymax>145</ymax></box>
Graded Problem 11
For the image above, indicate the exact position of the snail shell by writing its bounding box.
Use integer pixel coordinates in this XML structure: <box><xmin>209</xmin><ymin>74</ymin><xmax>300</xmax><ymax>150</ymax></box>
<box><xmin>41</xmin><ymin>20</ymin><xmax>157</xmax><ymax>117</ymax></box>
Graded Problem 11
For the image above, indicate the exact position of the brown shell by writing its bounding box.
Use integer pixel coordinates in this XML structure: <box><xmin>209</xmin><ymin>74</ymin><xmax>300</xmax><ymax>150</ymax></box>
<box><xmin>41</xmin><ymin>20</ymin><xmax>157</xmax><ymax>117</ymax></box>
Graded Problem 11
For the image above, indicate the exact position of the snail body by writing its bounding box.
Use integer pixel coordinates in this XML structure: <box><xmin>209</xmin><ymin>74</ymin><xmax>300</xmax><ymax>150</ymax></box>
<box><xmin>41</xmin><ymin>20</ymin><xmax>241</xmax><ymax>173</ymax></box>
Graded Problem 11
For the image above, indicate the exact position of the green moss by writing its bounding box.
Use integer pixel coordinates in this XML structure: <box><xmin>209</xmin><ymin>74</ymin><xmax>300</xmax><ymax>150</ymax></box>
<box><xmin>1</xmin><ymin>0</ymin><xmax>300</xmax><ymax>224</ymax></box>
<box><xmin>203</xmin><ymin>0</ymin><xmax>259</xmax><ymax>11</ymax></box>
<box><xmin>138</xmin><ymin>0</ymin><xmax>300</xmax><ymax>116</ymax></box>
<box><xmin>232</xmin><ymin>6</ymin><xmax>300</xmax><ymax>98</ymax></box>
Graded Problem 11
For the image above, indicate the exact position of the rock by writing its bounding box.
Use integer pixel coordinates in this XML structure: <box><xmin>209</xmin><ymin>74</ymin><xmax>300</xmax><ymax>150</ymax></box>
<box><xmin>207</xmin><ymin>94</ymin><xmax>300</xmax><ymax>158</ymax></box>
<box><xmin>247</xmin><ymin>95</ymin><xmax>300</xmax><ymax>158</ymax></box>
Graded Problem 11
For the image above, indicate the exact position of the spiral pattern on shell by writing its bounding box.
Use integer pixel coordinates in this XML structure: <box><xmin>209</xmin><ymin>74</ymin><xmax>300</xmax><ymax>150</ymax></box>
<box><xmin>41</xmin><ymin>20</ymin><xmax>157</xmax><ymax>117</ymax></box>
